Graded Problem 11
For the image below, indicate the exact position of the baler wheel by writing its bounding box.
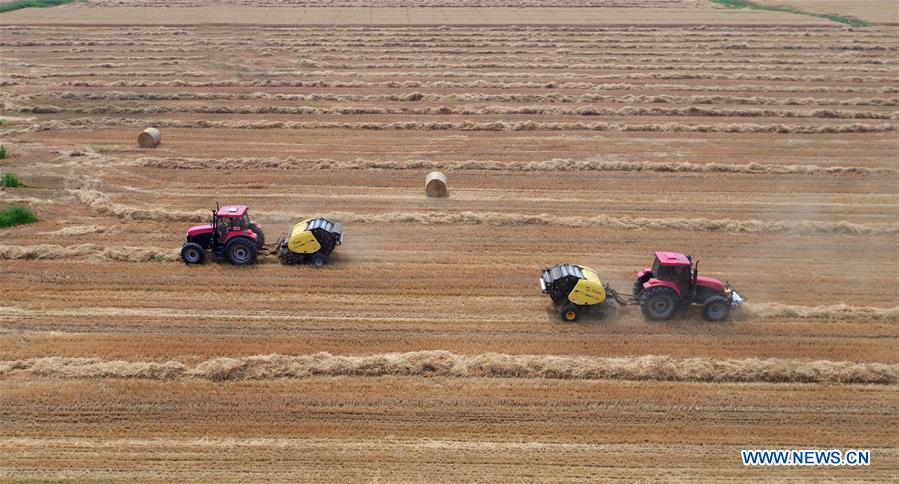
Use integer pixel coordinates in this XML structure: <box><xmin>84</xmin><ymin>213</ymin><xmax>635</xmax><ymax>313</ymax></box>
<box><xmin>310</xmin><ymin>252</ymin><xmax>328</xmax><ymax>267</ymax></box>
<box><xmin>559</xmin><ymin>304</ymin><xmax>580</xmax><ymax>322</ymax></box>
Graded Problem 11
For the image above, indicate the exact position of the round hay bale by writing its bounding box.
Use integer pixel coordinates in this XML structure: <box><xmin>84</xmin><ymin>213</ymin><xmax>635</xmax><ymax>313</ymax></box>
<box><xmin>425</xmin><ymin>171</ymin><xmax>448</xmax><ymax>198</ymax></box>
<box><xmin>137</xmin><ymin>127</ymin><xmax>161</xmax><ymax>148</ymax></box>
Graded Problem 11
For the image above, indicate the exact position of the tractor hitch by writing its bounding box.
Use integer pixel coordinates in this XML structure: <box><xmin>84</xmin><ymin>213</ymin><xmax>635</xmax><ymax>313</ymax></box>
<box><xmin>606</xmin><ymin>286</ymin><xmax>637</xmax><ymax>307</ymax></box>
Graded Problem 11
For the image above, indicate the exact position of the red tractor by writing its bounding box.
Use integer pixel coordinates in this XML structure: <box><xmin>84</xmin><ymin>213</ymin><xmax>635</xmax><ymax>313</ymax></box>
<box><xmin>633</xmin><ymin>251</ymin><xmax>743</xmax><ymax>321</ymax></box>
<box><xmin>180</xmin><ymin>205</ymin><xmax>265</xmax><ymax>266</ymax></box>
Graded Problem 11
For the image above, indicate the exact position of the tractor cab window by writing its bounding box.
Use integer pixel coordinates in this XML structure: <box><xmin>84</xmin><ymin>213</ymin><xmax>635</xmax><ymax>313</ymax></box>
<box><xmin>229</xmin><ymin>216</ymin><xmax>247</xmax><ymax>231</ymax></box>
<box><xmin>671</xmin><ymin>266</ymin><xmax>692</xmax><ymax>296</ymax></box>
<box><xmin>653</xmin><ymin>259</ymin><xmax>672</xmax><ymax>279</ymax></box>
<box><xmin>215</xmin><ymin>217</ymin><xmax>229</xmax><ymax>240</ymax></box>
<box><xmin>654</xmin><ymin>263</ymin><xmax>688</xmax><ymax>282</ymax></box>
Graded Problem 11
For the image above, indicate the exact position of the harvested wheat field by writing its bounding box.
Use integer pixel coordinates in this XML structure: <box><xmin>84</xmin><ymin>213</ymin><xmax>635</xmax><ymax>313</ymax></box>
<box><xmin>1</xmin><ymin>0</ymin><xmax>898</xmax><ymax>480</ymax></box>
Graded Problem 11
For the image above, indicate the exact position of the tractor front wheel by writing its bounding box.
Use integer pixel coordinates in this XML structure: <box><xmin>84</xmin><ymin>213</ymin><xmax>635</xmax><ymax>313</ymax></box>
<box><xmin>559</xmin><ymin>303</ymin><xmax>580</xmax><ymax>322</ymax></box>
<box><xmin>703</xmin><ymin>296</ymin><xmax>731</xmax><ymax>321</ymax></box>
<box><xmin>180</xmin><ymin>242</ymin><xmax>205</xmax><ymax>265</ymax></box>
<box><xmin>225</xmin><ymin>238</ymin><xmax>257</xmax><ymax>266</ymax></box>
<box><xmin>641</xmin><ymin>286</ymin><xmax>679</xmax><ymax>321</ymax></box>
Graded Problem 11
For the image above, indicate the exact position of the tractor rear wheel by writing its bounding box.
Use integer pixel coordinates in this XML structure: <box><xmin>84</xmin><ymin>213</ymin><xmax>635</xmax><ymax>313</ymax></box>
<box><xmin>180</xmin><ymin>242</ymin><xmax>205</xmax><ymax>265</ymax></box>
<box><xmin>703</xmin><ymin>296</ymin><xmax>731</xmax><ymax>321</ymax></box>
<box><xmin>559</xmin><ymin>303</ymin><xmax>580</xmax><ymax>322</ymax></box>
<box><xmin>310</xmin><ymin>252</ymin><xmax>328</xmax><ymax>267</ymax></box>
<box><xmin>249</xmin><ymin>223</ymin><xmax>265</xmax><ymax>249</ymax></box>
<box><xmin>641</xmin><ymin>286</ymin><xmax>679</xmax><ymax>321</ymax></box>
<box><xmin>225</xmin><ymin>238</ymin><xmax>256</xmax><ymax>266</ymax></box>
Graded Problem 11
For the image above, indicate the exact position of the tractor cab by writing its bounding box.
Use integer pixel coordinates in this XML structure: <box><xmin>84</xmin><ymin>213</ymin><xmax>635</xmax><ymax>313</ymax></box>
<box><xmin>648</xmin><ymin>251</ymin><xmax>695</xmax><ymax>298</ymax></box>
<box><xmin>181</xmin><ymin>204</ymin><xmax>265</xmax><ymax>266</ymax></box>
<box><xmin>637</xmin><ymin>251</ymin><xmax>723</xmax><ymax>300</ymax></box>
<box><xmin>212</xmin><ymin>205</ymin><xmax>254</xmax><ymax>248</ymax></box>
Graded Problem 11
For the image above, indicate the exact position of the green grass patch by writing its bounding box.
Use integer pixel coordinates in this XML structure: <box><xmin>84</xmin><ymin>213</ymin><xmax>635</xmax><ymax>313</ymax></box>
<box><xmin>2</xmin><ymin>173</ymin><xmax>22</xmax><ymax>188</ymax></box>
<box><xmin>0</xmin><ymin>0</ymin><xmax>76</xmax><ymax>14</ymax></box>
<box><xmin>0</xmin><ymin>145</ymin><xmax>6</xmax><ymax>160</ymax></box>
<box><xmin>711</xmin><ymin>0</ymin><xmax>758</xmax><ymax>7</ymax></box>
<box><xmin>0</xmin><ymin>206</ymin><xmax>38</xmax><ymax>229</ymax></box>
<box><xmin>709</xmin><ymin>0</ymin><xmax>870</xmax><ymax>27</ymax></box>
<box><xmin>817</xmin><ymin>14</ymin><xmax>871</xmax><ymax>28</ymax></box>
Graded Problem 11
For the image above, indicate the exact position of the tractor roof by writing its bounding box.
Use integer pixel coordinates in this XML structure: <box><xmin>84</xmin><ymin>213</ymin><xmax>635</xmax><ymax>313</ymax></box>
<box><xmin>216</xmin><ymin>205</ymin><xmax>247</xmax><ymax>218</ymax></box>
<box><xmin>655</xmin><ymin>251</ymin><xmax>691</xmax><ymax>267</ymax></box>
